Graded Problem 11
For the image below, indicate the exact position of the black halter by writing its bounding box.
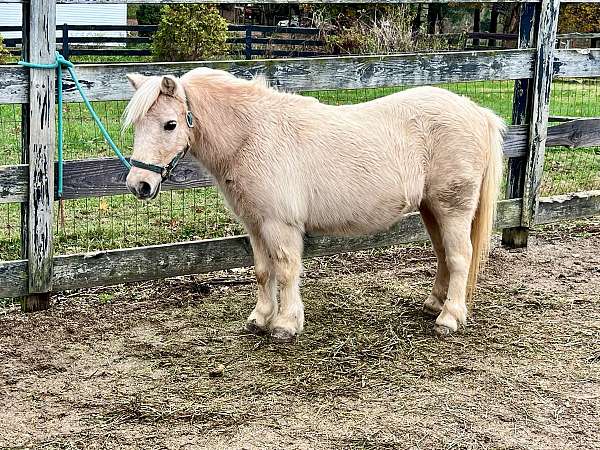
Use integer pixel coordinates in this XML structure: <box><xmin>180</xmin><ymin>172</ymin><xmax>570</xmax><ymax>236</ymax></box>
<box><xmin>130</xmin><ymin>97</ymin><xmax>195</xmax><ymax>182</ymax></box>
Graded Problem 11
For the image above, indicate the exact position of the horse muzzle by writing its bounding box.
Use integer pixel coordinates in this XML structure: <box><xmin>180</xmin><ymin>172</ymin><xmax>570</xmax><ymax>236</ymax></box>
<box><xmin>126</xmin><ymin>170</ymin><xmax>162</xmax><ymax>201</ymax></box>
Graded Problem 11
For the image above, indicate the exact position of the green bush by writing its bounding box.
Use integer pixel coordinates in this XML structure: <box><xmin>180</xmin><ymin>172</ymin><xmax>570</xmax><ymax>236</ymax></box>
<box><xmin>152</xmin><ymin>5</ymin><xmax>229</xmax><ymax>62</ymax></box>
<box><xmin>136</xmin><ymin>4</ymin><xmax>162</xmax><ymax>25</ymax></box>
<box><xmin>0</xmin><ymin>34</ymin><xmax>12</xmax><ymax>64</ymax></box>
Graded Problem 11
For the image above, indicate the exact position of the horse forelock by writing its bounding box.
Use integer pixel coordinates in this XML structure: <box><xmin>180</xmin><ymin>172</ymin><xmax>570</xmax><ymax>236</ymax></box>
<box><xmin>122</xmin><ymin>77</ymin><xmax>185</xmax><ymax>131</ymax></box>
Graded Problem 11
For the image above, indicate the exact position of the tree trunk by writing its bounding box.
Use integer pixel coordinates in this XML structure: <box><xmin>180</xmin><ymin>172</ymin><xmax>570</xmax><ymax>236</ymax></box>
<box><xmin>427</xmin><ymin>4</ymin><xmax>440</xmax><ymax>35</ymax></box>
<box><xmin>489</xmin><ymin>5</ymin><xmax>499</xmax><ymax>47</ymax></box>
<box><xmin>411</xmin><ymin>4</ymin><xmax>422</xmax><ymax>39</ymax></box>
<box><xmin>503</xmin><ymin>4</ymin><xmax>520</xmax><ymax>37</ymax></box>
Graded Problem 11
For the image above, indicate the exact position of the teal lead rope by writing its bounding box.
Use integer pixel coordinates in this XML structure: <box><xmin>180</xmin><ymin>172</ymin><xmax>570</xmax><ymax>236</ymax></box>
<box><xmin>19</xmin><ymin>52</ymin><xmax>131</xmax><ymax>197</ymax></box>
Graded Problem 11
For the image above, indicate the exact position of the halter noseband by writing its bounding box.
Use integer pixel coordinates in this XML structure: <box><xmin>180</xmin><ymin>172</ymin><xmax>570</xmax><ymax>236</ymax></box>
<box><xmin>130</xmin><ymin>96</ymin><xmax>195</xmax><ymax>182</ymax></box>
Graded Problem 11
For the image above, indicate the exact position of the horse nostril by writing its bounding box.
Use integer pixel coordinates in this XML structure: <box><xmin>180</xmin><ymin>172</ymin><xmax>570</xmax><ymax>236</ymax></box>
<box><xmin>138</xmin><ymin>181</ymin><xmax>152</xmax><ymax>198</ymax></box>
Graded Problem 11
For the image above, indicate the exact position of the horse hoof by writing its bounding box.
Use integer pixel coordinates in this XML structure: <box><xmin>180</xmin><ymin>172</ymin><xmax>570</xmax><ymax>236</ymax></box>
<box><xmin>423</xmin><ymin>304</ymin><xmax>440</xmax><ymax>317</ymax></box>
<box><xmin>245</xmin><ymin>319</ymin><xmax>268</xmax><ymax>335</ymax></box>
<box><xmin>434</xmin><ymin>324</ymin><xmax>453</xmax><ymax>338</ymax></box>
<box><xmin>271</xmin><ymin>327</ymin><xmax>296</xmax><ymax>343</ymax></box>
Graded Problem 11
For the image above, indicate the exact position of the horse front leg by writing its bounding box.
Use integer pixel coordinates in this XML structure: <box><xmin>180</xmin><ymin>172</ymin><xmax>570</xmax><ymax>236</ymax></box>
<box><xmin>262</xmin><ymin>221</ymin><xmax>304</xmax><ymax>343</ymax></box>
<box><xmin>245</xmin><ymin>231</ymin><xmax>278</xmax><ymax>334</ymax></box>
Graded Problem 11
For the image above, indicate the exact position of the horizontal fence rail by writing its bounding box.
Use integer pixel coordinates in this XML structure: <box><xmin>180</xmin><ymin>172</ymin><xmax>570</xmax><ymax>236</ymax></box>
<box><xmin>1</xmin><ymin>119</ymin><xmax>599</xmax><ymax>204</ymax></box>
<box><xmin>2</xmin><ymin>191</ymin><xmax>599</xmax><ymax>299</ymax></box>
<box><xmin>3</xmin><ymin>49</ymin><xmax>600</xmax><ymax>104</ymax></box>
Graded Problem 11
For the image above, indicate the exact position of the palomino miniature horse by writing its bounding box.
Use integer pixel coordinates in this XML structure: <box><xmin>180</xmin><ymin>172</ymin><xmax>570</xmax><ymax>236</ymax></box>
<box><xmin>124</xmin><ymin>68</ymin><xmax>505</xmax><ymax>342</ymax></box>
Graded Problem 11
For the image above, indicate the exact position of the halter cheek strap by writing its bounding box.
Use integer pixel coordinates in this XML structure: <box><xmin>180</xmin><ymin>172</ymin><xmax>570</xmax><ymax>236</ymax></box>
<box><xmin>130</xmin><ymin>94</ymin><xmax>195</xmax><ymax>182</ymax></box>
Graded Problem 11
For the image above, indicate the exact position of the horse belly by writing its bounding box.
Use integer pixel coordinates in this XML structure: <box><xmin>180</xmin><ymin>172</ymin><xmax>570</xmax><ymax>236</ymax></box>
<box><xmin>305</xmin><ymin>188</ymin><xmax>417</xmax><ymax>236</ymax></box>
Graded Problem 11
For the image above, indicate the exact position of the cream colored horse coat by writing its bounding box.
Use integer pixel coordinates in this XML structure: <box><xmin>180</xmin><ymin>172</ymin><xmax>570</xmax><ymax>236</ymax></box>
<box><xmin>124</xmin><ymin>69</ymin><xmax>505</xmax><ymax>341</ymax></box>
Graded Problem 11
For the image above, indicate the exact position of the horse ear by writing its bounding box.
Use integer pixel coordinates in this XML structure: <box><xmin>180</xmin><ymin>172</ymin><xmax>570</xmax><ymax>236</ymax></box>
<box><xmin>161</xmin><ymin>76</ymin><xmax>178</xmax><ymax>96</ymax></box>
<box><xmin>127</xmin><ymin>73</ymin><xmax>148</xmax><ymax>90</ymax></box>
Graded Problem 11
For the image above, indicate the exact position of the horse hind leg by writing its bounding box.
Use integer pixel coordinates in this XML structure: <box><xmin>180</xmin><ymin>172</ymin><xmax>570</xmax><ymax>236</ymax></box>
<box><xmin>420</xmin><ymin>204</ymin><xmax>449</xmax><ymax>317</ymax></box>
<box><xmin>434</xmin><ymin>215</ymin><xmax>473</xmax><ymax>336</ymax></box>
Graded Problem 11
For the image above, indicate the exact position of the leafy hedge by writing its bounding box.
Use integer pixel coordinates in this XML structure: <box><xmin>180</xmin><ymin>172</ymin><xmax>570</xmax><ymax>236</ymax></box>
<box><xmin>151</xmin><ymin>5</ymin><xmax>229</xmax><ymax>62</ymax></box>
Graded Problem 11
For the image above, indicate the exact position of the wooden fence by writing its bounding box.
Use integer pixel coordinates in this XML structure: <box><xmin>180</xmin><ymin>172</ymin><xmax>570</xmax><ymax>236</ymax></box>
<box><xmin>1</xmin><ymin>23</ymin><xmax>325</xmax><ymax>59</ymax></box>
<box><xmin>5</xmin><ymin>23</ymin><xmax>597</xmax><ymax>61</ymax></box>
<box><xmin>1</xmin><ymin>0</ymin><xmax>600</xmax><ymax>310</ymax></box>
<box><xmin>1</xmin><ymin>23</ymin><xmax>527</xmax><ymax>60</ymax></box>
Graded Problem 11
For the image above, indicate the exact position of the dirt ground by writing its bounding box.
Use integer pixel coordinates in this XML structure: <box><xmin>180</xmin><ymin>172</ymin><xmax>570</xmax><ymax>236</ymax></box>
<box><xmin>1</xmin><ymin>219</ymin><xmax>599</xmax><ymax>450</ymax></box>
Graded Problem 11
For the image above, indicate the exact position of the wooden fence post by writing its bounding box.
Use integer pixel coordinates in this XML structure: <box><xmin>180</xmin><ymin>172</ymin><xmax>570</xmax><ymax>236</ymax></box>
<box><xmin>502</xmin><ymin>2</ymin><xmax>537</xmax><ymax>248</ymax></box>
<box><xmin>245</xmin><ymin>25</ymin><xmax>252</xmax><ymax>60</ymax></box>
<box><xmin>62</xmin><ymin>23</ymin><xmax>70</xmax><ymax>60</ymax></box>
<box><xmin>21</xmin><ymin>0</ymin><xmax>56</xmax><ymax>311</ymax></box>
<box><xmin>472</xmin><ymin>8</ymin><xmax>481</xmax><ymax>48</ymax></box>
<box><xmin>521</xmin><ymin>0</ymin><xmax>560</xmax><ymax>229</ymax></box>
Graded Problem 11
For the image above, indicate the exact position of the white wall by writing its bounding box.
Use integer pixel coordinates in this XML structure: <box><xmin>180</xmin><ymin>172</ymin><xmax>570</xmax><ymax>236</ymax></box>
<box><xmin>1</xmin><ymin>4</ymin><xmax>128</xmax><ymax>39</ymax></box>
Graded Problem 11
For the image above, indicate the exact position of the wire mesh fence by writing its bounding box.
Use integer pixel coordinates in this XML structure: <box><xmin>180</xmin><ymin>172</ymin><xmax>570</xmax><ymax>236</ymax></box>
<box><xmin>0</xmin><ymin>78</ymin><xmax>599</xmax><ymax>262</ymax></box>
<box><xmin>0</xmin><ymin>103</ymin><xmax>21</xmax><ymax>262</ymax></box>
<box><xmin>542</xmin><ymin>78</ymin><xmax>600</xmax><ymax>196</ymax></box>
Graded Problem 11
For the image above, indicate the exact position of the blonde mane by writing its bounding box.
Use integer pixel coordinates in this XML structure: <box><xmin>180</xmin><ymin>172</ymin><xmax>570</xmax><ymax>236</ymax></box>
<box><xmin>122</xmin><ymin>70</ymin><xmax>268</xmax><ymax>132</ymax></box>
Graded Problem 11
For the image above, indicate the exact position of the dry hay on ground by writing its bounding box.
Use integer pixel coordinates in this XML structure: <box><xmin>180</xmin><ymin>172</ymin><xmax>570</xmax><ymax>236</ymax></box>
<box><xmin>1</xmin><ymin>219</ymin><xmax>599</xmax><ymax>449</ymax></box>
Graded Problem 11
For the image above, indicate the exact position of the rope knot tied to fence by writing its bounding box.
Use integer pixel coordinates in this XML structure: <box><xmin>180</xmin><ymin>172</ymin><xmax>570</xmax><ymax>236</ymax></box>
<box><xmin>19</xmin><ymin>51</ymin><xmax>131</xmax><ymax>197</ymax></box>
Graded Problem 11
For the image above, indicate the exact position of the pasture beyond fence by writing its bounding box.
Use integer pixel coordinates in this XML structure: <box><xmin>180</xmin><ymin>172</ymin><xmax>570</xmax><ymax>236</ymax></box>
<box><xmin>1</xmin><ymin>0</ymin><xmax>599</xmax><ymax>311</ymax></box>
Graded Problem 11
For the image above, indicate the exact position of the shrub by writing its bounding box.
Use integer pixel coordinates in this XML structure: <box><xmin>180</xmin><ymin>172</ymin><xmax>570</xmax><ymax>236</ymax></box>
<box><xmin>320</xmin><ymin>6</ymin><xmax>453</xmax><ymax>55</ymax></box>
<box><xmin>151</xmin><ymin>5</ymin><xmax>229</xmax><ymax>62</ymax></box>
<box><xmin>136</xmin><ymin>4</ymin><xmax>162</xmax><ymax>25</ymax></box>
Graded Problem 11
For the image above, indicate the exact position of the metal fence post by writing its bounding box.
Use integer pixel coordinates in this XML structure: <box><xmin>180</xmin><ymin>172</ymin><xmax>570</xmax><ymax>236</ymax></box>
<box><xmin>521</xmin><ymin>0</ymin><xmax>560</xmax><ymax>229</ymax></box>
<box><xmin>501</xmin><ymin>3</ymin><xmax>537</xmax><ymax>248</ymax></box>
<box><xmin>21</xmin><ymin>0</ymin><xmax>56</xmax><ymax>311</ymax></box>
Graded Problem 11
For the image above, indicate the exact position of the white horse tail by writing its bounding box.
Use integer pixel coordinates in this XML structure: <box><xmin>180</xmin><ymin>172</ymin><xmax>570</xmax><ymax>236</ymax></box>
<box><xmin>468</xmin><ymin>110</ymin><xmax>506</xmax><ymax>301</ymax></box>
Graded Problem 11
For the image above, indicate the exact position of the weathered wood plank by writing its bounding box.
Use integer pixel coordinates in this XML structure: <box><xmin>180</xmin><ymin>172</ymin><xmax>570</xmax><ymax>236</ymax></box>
<box><xmin>521</xmin><ymin>0</ymin><xmax>560</xmax><ymax>228</ymax></box>
<box><xmin>0</xmin><ymin>164</ymin><xmax>28</xmax><ymax>203</ymax></box>
<box><xmin>545</xmin><ymin>119</ymin><xmax>600</xmax><ymax>148</ymax></box>
<box><xmin>58</xmin><ymin>156</ymin><xmax>214</xmax><ymax>199</ymax></box>
<box><xmin>0</xmin><ymin>259</ymin><xmax>28</xmax><ymax>299</ymax></box>
<box><xmin>0</xmin><ymin>198</ymin><xmax>524</xmax><ymax>299</ymax></box>
<box><xmin>61</xmin><ymin>49</ymin><xmax>535</xmax><ymax>102</ymax></box>
<box><xmin>548</xmin><ymin>115</ymin><xmax>596</xmax><ymax>123</ymax></box>
<box><xmin>557</xmin><ymin>32</ymin><xmax>600</xmax><ymax>40</ymax></box>
<box><xmin>4</xmin><ymin>48</ymin><xmax>600</xmax><ymax>105</ymax></box>
<box><xmin>536</xmin><ymin>190</ymin><xmax>600</xmax><ymax>225</ymax></box>
<box><xmin>554</xmin><ymin>49</ymin><xmax>600</xmax><ymax>78</ymax></box>
<box><xmin>4</xmin><ymin>190</ymin><xmax>599</xmax><ymax>299</ymax></box>
<box><xmin>0</xmin><ymin>65</ymin><xmax>28</xmax><ymax>104</ymax></box>
<box><xmin>502</xmin><ymin>2</ymin><xmax>537</xmax><ymax>248</ymax></box>
<box><xmin>503</xmin><ymin>125</ymin><xmax>528</xmax><ymax>157</ymax></box>
<box><xmin>25</xmin><ymin>0</ymin><xmax>55</xmax><ymax>299</ymax></box>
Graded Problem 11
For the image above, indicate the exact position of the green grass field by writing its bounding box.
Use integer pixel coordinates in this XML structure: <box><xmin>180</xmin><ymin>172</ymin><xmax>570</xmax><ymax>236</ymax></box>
<box><xmin>1</xmin><ymin>79</ymin><xmax>599</xmax><ymax>261</ymax></box>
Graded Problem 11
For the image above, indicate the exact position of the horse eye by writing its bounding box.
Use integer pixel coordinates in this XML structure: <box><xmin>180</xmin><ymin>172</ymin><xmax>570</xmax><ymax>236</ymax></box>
<box><xmin>164</xmin><ymin>120</ymin><xmax>177</xmax><ymax>131</ymax></box>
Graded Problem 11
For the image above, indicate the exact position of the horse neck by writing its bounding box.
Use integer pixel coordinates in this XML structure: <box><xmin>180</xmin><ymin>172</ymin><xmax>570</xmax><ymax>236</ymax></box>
<box><xmin>186</xmin><ymin>78</ymin><xmax>262</xmax><ymax>176</ymax></box>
